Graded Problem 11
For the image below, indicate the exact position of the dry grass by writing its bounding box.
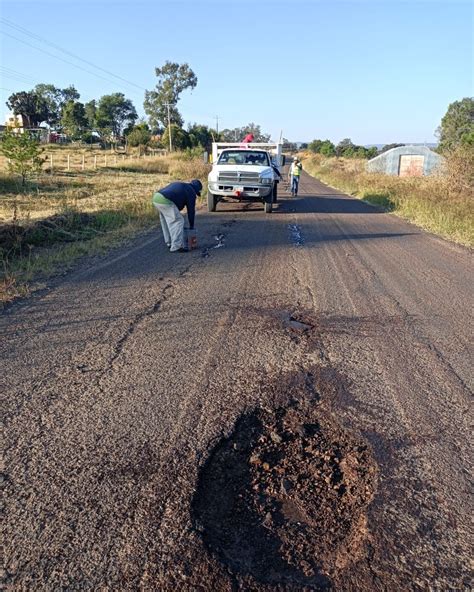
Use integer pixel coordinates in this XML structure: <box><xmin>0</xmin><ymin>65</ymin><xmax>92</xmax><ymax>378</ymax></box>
<box><xmin>0</xmin><ymin>149</ymin><xmax>210</xmax><ymax>304</ymax></box>
<box><xmin>301</xmin><ymin>149</ymin><xmax>473</xmax><ymax>246</ymax></box>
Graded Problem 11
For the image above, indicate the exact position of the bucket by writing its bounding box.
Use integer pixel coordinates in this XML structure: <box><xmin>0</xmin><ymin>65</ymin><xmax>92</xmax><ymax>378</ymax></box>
<box><xmin>183</xmin><ymin>228</ymin><xmax>198</xmax><ymax>250</ymax></box>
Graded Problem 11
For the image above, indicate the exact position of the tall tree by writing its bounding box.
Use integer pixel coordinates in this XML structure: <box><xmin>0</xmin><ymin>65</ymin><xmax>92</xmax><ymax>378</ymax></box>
<box><xmin>95</xmin><ymin>93</ymin><xmax>137</xmax><ymax>141</ymax></box>
<box><xmin>187</xmin><ymin>123</ymin><xmax>214</xmax><ymax>150</ymax></box>
<box><xmin>161</xmin><ymin>124</ymin><xmax>190</xmax><ymax>151</ymax></box>
<box><xmin>144</xmin><ymin>62</ymin><xmax>197</xmax><ymax>129</ymax></box>
<box><xmin>84</xmin><ymin>100</ymin><xmax>97</xmax><ymax>129</ymax></box>
<box><xmin>6</xmin><ymin>90</ymin><xmax>51</xmax><ymax>128</ymax></box>
<box><xmin>34</xmin><ymin>84</ymin><xmax>80</xmax><ymax>128</ymax></box>
<box><xmin>436</xmin><ymin>97</ymin><xmax>474</xmax><ymax>152</ymax></box>
<box><xmin>61</xmin><ymin>101</ymin><xmax>88</xmax><ymax>139</ymax></box>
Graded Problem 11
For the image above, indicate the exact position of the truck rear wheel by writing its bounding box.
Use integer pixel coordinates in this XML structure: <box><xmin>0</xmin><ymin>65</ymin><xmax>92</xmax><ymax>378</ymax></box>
<box><xmin>207</xmin><ymin>190</ymin><xmax>217</xmax><ymax>212</ymax></box>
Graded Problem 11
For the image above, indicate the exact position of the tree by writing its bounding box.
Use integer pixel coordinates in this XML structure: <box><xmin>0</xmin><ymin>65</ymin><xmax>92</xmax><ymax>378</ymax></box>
<box><xmin>84</xmin><ymin>100</ymin><xmax>97</xmax><ymax>130</ymax></box>
<box><xmin>336</xmin><ymin>138</ymin><xmax>357</xmax><ymax>157</ymax></box>
<box><xmin>282</xmin><ymin>138</ymin><xmax>298</xmax><ymax>151</ymax></box>
<box><xmin>219</xmin><ymin>123</ymin><xmax>271</xmax><ymax>142</ymax></box>
<box><xmin>61</xmin><ymin>101</ymin><xmax>88</xmax><ymax>139</ymax></box>
<box><xmin>161</xmin><ymin>124</ymin><xmax>190</xmax><ymax>151</ymax></box>
<box><xmin>309</xmin><ymin>139</ymin><xmax>335</xmax><ymax>156</ymax></box>
<box><xmin>436</xmin><ymin>97</ymin><xmax>474</xmax><ymax>153</ymax></box>
<box><xmin>34</xmin><ymin>84</ymin><xmax>80</xmax><ymax>128</ymax></box>
<box><xmin>380</xmin><ymin>143</ymin><xmax>405</xmax><ymax>153</ymax></box>
<box><xmin>126</xmin><ymin>123</ymin><xmax>151</xmax><ymax>151</ymax></box>
<box><xmin>308</xmin><ymin>139</ymin><xmax>324</xmax><ymax>153</ymax></box>
<box><xmin>0</xmin><ymin>127</ymin><xmax>44</xmax><ymax>186</ymax></box>
<box><xmin>144</xmin><ymin>61</ymin><xmax>197</xmax><ymax>129</ymax></box>
<box><xmin>95</xmin><ymin>93</ymin><xmax>137</xmax><ymax>142</ymax></box>
<box><xmin>320</xmin><ymin>140</ymin><xmax>336</xmax><ymax>157</ymax></box>
<box><xmin>187</xmin><ymin>123</ymin><xmax>214</xmax><ymax>150</ymax></box>
<box><xmin>6</xmin><ymin>90</ymin><xmax>51</xmax><ymax>128</ymax></box>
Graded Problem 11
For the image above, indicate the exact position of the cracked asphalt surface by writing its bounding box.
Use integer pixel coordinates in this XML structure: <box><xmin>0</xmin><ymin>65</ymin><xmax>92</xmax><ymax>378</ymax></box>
<box><xmin>2</xmin><ymin>172</ymin><xmax>473</xmax><ymax>590</ymax></box>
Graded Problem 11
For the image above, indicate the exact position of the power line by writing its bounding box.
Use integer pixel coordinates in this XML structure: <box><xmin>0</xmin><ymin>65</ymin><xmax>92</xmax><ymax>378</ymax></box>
<box><xmin>0</xmin><ymin>17</ymin><xmax>146</xmax><ymax>92</ymax></box>
<box><xmin>0</xmin><ymin>66</ymin><xmax>38</xmax><ymax>84</ymax></box>
<box><xmin>0</xmin><ymin>68</ymin><xmax>109</xmax><ymax>106</ymax></box>
<box><xmin>1</xmin><ymin>31</ymin><xmax>146</xmax><ymax>100</ymax></box>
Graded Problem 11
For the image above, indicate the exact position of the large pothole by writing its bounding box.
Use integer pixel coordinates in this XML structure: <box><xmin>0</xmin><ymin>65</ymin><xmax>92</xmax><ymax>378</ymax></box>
<box><xmin>193</xmin><ymin>399</ymin><xmax>377</xmax><ymax>589</ymax></box>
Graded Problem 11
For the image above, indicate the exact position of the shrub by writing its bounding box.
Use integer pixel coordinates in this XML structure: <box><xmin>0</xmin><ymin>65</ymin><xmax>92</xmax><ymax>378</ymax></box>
<box><xmin>0</xmin><ymin>128</ymin><xmax>45</xmax><ymax>186</ymax></box>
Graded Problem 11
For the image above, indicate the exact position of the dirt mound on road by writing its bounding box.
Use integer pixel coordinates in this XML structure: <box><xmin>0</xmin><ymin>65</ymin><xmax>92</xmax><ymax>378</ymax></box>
<box><xmin>193</xmin><ymin>399</ymin><xmax>377</xmax><ymax>589</ymax></box>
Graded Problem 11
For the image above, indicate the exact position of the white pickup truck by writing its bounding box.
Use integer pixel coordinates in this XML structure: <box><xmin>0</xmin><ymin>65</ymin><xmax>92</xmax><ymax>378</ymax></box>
<box><xmin>207</xmin><ymin>142</ymin><xmax>285</xmax><ymax>213</ymax></box>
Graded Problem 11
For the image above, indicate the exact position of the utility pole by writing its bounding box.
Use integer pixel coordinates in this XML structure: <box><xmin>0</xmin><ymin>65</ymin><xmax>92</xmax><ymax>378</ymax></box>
<box><xmin>164</xmin><ymin>103</ymin><xmax>173</xmax><ymax>152</ymax></box>
<box><xmin>215</xmin><ymin>115</ymin><xmax>219</xmax><ymax>137</ymax></box>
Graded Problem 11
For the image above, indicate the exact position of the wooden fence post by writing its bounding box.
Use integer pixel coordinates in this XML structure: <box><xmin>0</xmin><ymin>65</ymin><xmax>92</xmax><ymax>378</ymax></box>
<box><xmin>105</xmin><ymin>155</ymin><xmax>107</xmax><ymax>167</ymax></box>
<box><xmin>67</xmin><ymin>154</ymin><xmax>70</xmax><ymax>171</ymax></box>
<box><xmin>94</xmin><ymin>155</ymin><xmax>97</xmax><ymax>170</ymax></box>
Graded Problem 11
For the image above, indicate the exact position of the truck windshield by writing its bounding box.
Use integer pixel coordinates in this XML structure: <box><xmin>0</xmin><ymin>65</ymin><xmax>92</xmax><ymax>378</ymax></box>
<box><xmin>218</xmin><ymin>151</ymin><xmax>270</xmax><ymax>166</ymax></box>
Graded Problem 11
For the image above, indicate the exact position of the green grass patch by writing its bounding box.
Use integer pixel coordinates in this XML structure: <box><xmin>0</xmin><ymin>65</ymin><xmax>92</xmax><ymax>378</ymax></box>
<box><xmin>360</xmin><ymin>193</ymin><xmax>397</xmax><ymax>210</ymax></box>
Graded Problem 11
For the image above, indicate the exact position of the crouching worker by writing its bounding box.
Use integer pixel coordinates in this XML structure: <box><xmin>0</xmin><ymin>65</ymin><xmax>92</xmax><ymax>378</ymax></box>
<box><xmin>152</xmin><ymin>179</ymin><xmax>202</xmax><ymax>252</ymax></box>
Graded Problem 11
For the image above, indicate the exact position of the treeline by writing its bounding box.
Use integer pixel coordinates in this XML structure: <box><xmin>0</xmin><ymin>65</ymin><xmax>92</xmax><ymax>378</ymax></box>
<box><xmin>305</xmin><ymin>97</ymin><xmax>474</xmax><ymax>159</ymax></box>
<box><xmin>305</xmin><ymin>138</ymin><xmax>378</xmax><ymax>159</ymax></box>
<box><xmin>4</xmin><ymin>60</ymin><xmax>277</xmax><ymax>152</ymax></box>
<box><xmin>6</xmin><ymin>85</ymin><xmax>139</xmax><ymax>146</ymax></box>
<box><xmin>5</xmin><ymin>85</ymin><xmax>273</xmax><ymax>153</ymax></box>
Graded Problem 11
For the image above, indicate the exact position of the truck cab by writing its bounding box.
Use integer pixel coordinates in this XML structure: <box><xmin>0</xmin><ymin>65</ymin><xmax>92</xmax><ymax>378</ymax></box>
<box><xmin>207</xmin><ymin>142</ymin><xmax>285</xmax><ymax>213</ymax></box>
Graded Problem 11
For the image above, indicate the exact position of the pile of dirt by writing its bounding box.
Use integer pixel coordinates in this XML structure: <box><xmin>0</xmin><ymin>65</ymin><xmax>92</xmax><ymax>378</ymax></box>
<box><xmin>193</xmin><ymin>400</ymin><xmax>377</xmax><ymax>589</ymax></box>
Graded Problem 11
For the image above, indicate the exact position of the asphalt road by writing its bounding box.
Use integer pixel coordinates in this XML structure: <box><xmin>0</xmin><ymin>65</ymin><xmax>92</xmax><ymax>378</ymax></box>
<box><xmin>2</xmin><ymin>172</ymin><xmax>473</xmax><ymax>591</ymax></box>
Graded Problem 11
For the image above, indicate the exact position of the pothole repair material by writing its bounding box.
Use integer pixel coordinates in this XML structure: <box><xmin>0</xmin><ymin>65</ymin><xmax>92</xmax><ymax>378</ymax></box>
<box><xmin>193</xmin><ymin>399</ymin><xmax>377</xmax><ymax>589</ymax></box>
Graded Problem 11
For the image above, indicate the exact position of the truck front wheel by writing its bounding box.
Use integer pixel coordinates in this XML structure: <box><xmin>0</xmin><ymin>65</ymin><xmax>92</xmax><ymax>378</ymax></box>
<box><xmin>264</xmin><ymin>196</ymin><xmax>273</xmax><ymax>213</ymax></box>
<box><xmin>272</xmin><ymin>183</ymin><xmax>278</xmax><ymax>203</ymax></box>
<box><xmin>207</xmin><ymin>190</ymin><xmax>217</xmax><ymax>212</ymax></box>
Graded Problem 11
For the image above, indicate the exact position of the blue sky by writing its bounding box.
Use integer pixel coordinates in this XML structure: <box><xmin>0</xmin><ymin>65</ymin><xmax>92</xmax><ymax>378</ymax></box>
<box><xmin>1</xmin><ymin>0</ymin><xmax>472</xmax><ymax>144</ymax></box>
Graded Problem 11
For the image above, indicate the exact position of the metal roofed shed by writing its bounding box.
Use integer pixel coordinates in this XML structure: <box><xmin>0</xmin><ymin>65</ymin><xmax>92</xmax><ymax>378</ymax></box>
<box><xmin>366</xmin><ymin>145</ymin><xmax>444</xmax><ymax>177</ymax></box>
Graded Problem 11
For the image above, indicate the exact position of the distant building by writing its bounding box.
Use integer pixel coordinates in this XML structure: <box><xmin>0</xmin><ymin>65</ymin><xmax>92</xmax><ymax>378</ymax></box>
<box><xmin>3</xmin><ymin>114</ymin><xmax>49</xmax><ymax>142</ymax></box>
<box><xmin>5</xmin><ymin>113</ymin><xmax>29</xmax><ymax>129</ymax></box>
<box><xmin>367</xmin><ymin>145</ymin><xmax>443</xmax><ymax>177</ymax></box>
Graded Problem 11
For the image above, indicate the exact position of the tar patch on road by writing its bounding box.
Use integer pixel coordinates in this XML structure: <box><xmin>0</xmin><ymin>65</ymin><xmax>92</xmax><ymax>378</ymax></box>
<box><xmin>193</xmin><ymin>397</ymin><xmax>377</xmax><ymax>589</ymax></box>
<box><xmin>288</xmin><ymin>223</ymin><xmax>304</xmax><ymax>247</ymax></box>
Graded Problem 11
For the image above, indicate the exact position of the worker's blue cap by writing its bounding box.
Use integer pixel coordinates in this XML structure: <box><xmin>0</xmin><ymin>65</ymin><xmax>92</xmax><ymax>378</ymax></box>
<box><xmin>190</xmin><ymin>179</ymin><xmax>202</xmax><ymax>195</ymax></box>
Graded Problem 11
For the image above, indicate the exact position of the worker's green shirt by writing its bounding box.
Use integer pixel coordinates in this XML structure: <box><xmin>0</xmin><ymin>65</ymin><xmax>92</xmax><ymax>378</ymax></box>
<box><xmin>152</xmin><ymin>191</ymin><xmax>173</xmax><ymax>205</ymax></box>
